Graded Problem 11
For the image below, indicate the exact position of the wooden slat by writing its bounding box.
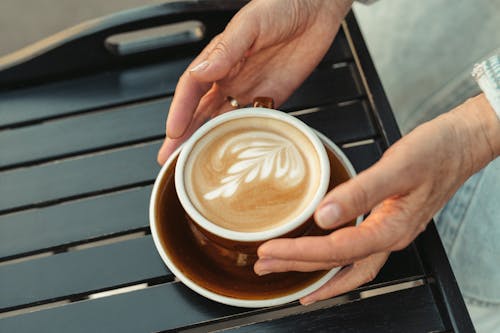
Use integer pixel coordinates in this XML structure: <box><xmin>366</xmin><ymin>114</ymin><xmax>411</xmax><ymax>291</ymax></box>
<box><xmin>343</xmin><ymin>141</ymin><xmax>384</xmax><ymax>173</ymax></box>
<box><xmin>322</xmin><ymin>28</ymin><xmax>352</xmax><ymax>64</ymax></box>
<box><xmin>415</xmin><ymin>222</ymin><xmax>476</xmax><ymax>332</ymax></box>
<box><xmin>0</xmin><ymin>142</ymin><xmax>161</xmax><ymax>214</ymax></box>
<box><xmin>0</xmin><ymin>58</ymin><xmax>190</xmax><ymax>128</ymax></box>
<box><xmin>373</xmin><ymin>245</ymin><xmax>424</xmax><ymax>287</ymax></box>
<box><xmin>281</xmin><ymin>63</ymin><xmax>363</xmax><ymax>110</ymax></box>
<box><xmin>0</xmin><ymin>236</ymin><xmax>168</xmax><ymax>311</ymax></box>
<box><xmin>0</xmin><ymin>186</ymin><xmax>151</xmax><ymax>260</ymax></box>
<box><xmin>296</xmin><ymin>101</ymin><xmax>375</xmax><ymax>144</ymax></box>
<box><xmin>0</xmin><ymin>99</ymin><xmax>170</xmax><ymax>169</ymax></box>
<box><xmin>222</xmin><ymin>285</ymin><xmax>445</xmax><ymax>333</ymax></box>
<box><xmin>0</xmin><ymin>282</ymin><xmax>245</xmax><ymax>333</ymax></box>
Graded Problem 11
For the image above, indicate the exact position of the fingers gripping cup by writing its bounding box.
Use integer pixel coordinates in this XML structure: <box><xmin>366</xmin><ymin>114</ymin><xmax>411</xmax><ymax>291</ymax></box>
<box><xmin>175</xmin><ymin>108</ymin><xmax>330</xmax><ymax>245</ymax></box>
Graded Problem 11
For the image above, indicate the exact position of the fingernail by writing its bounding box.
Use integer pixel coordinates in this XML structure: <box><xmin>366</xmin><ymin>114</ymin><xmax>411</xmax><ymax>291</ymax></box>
<box><xmin>254</xmin><ymin>259</ymin><xmax>272</xmax><ymax>276</ymax></box>
<box><xmin>256</xmin><ymin>270</ymin><xmax>270</xmax><ymax>276</ymax></box>
<box><xmin>257</xmin><ymin>255</ymin><xmax>272</xmax><ymax>260</ymax></box>
<box><xmin>316</xmin><ymin>203</ymin><xmax>342</xmax><ymax>229</ymax></box>
<box><xmin>301</xmin><ymin>297</ymin><xmax>315</xmax><ymax>306</ymax></box>
<box><xmin>189</xmin><ymin>60</ymin><xmax>209</xmax><ymax>72</ymax></box>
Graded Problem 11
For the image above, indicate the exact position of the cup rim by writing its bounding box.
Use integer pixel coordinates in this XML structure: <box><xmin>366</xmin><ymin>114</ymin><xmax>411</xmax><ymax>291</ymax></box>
<box><xmin>149</xmin><ymin>134</ymin><xmax>363</xmax><ymax>308</ymax></box>
<box><xmin>174</xmin><ymin>108</ymin><xmax>331</xmax><ymax>242</ymax></box>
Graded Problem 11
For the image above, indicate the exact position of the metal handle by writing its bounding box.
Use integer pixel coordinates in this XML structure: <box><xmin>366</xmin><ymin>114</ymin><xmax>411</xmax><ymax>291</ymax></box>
<box><xmin>104</xmin><ymin>20</ymin><xmax>206</xmax><ymax>56</ymax></box>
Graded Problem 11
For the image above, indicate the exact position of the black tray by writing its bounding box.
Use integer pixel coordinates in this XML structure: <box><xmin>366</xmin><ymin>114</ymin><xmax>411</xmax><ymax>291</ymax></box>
<box><xmin>0</xmin><ymin>1</ymin><xmax>473</xmax><ymax>332</ymax></box>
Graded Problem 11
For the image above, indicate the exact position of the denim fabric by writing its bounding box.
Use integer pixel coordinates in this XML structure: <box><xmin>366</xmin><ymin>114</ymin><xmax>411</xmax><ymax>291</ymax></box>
<box><xmin>436</xmin><ymin>158</ymin><xmax>500</xmax><ymax>305</ymax></box>
<box><xmin>466</xmin><ymin>299</ymin><xmax>500</xmax><ymax>333</ymax></box>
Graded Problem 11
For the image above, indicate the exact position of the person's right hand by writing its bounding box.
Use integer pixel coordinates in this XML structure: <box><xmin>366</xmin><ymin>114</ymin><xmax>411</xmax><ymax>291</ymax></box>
<box><xmin>157</xmin><ymin>0</ymin><xmax>353</xmax><ymax>164</ymax></box>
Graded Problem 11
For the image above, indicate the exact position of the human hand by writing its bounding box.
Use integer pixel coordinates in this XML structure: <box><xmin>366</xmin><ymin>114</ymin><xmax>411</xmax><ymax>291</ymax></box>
<box><xmin>157</xmin><ymin>0</ymin><xmax>353</xmax><ymax>164</ymax></box>
<box><xmin>254</xmin><ymin>94</ymin><xmax>500</xmax><ymax>305</ymax></box>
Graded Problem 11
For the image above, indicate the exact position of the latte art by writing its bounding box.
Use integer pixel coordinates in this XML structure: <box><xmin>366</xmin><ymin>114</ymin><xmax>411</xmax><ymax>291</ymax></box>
<box><xmin>183</xmin><ymin>116</ymin><xmax>323</xmax><ymax>233</ymax></box>
<box><xmin>204</xmin><ymin>132</ymin><xmax>306</xmax><ymax>200</ymax></box>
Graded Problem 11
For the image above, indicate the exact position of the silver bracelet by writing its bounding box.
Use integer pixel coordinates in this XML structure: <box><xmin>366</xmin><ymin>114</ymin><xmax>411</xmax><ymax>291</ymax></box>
<box><xmin>472</xmin><ymin>53</ymin><xmax>500</xmax><ymax>120</ymax></box>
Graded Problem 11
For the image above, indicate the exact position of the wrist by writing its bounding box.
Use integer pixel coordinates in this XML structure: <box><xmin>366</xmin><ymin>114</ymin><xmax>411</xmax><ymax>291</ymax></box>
<box><xmin>330</xmin><ymin>0</ymin><xmax>354</xmax><ymax>21</ymax></box>
<box><xmin>447</xmin><ymin>94</ymin><xmax>500</xmax><ymax>175</ymax></box>
<box><xmin>297</xmin><ymin>0</ymin><xmax>351</xmax><ymax>32</ymax></box>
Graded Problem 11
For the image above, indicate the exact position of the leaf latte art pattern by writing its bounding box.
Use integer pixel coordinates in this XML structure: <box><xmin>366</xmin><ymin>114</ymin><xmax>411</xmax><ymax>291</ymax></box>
<box><xmin>204</xmin><ymin>132</ymin><xmax>306</xmax><ymax>200</ymax></box>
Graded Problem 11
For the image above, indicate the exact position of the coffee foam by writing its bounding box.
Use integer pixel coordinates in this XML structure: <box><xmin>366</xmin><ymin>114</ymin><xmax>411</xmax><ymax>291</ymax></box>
<box><xmin>184</xmin><ymin>117</ymin><xmax>321</xmax><ymax>232</ymax></box>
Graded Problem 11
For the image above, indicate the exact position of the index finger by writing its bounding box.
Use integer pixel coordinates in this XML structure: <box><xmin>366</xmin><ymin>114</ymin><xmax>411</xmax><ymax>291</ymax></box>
<box><xmin>166</xmin><ymin>72</ymin><xmax>212</xmax><ymax>139</ymax></box>
<box><xmin>166</xmin><ymin>36</ymin><xmax>221</xmax><ymax>139</ymax></box>
<box><xmin>257</xmin><ymin>226</ymin><xmax>376</xmax><ymax>265</ymax></box>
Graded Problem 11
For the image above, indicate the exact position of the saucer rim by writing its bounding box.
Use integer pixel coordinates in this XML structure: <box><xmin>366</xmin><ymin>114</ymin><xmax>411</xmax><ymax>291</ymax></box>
<box><xmin>150</xmin><ymin>133</ymin><xmax>363</xmax><ymax>308</ymax></box>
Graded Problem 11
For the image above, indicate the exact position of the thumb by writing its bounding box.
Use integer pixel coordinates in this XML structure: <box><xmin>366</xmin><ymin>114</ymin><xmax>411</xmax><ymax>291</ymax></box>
<box><xmin>314</xmin><ymin>156</ymin><xmax>411</xmax><ymax>229</ymax></box>
<box><xmin>189</xmin><ymin>17</ymin><xmax>258</xmax><ymax>82</ymax></box>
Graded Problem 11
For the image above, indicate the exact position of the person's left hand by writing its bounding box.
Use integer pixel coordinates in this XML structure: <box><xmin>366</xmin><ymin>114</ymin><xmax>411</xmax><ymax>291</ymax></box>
<box><xmin>254</xmin><ymin>94</ymin><xmax>500</xmax><ymax>305</ymax></box>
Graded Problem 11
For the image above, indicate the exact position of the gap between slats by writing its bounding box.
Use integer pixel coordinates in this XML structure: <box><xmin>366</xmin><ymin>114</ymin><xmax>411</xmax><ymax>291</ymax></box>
<box><xmin>0</xmin><ymin>275</ymin><xmax>173</xmax><ymax>316</ymax></box>
<box><xmin>0</xmin><ymin>229</ymin><xmax>150</xmax><ymax>265</ymax></box>
<box><xmin>0</xmin><ymin>277</ymin><xmax>170</xmax><ymax>319</ymax></box>
<box><xmin>0</xmin><ymin>94</ymin><xmax>171</xmax><ymax>132</ymax></box>
<box><xmin>0</xmin><ymin>135</ymin><xmax>165</xmax><ymax>173</ymax></box>
<box><xmin>0</xmin><ymin>179</ymin><xmax>155</xmax><ymax>217</ymax></box>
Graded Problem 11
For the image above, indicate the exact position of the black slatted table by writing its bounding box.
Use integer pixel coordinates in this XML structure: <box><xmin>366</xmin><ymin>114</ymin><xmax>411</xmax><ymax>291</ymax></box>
<box><xmin>0</xmin><ymin>1</ymin><xmax>474</xmax><ymax>332</ymax></box>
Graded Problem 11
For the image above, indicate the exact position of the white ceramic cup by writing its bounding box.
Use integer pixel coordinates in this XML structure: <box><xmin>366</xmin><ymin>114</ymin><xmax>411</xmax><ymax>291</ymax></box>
<box><xmin>174</xmin><ymin>107</ymin><xmax>331</xmax><ymax>242</ymax></box>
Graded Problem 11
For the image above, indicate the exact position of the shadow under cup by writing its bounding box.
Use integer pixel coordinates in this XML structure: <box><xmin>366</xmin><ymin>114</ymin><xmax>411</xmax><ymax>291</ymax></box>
<box><xmin>153</xmin><ymin>138</ymin><xmax>357</xmax><ymax>302</ymax></box>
